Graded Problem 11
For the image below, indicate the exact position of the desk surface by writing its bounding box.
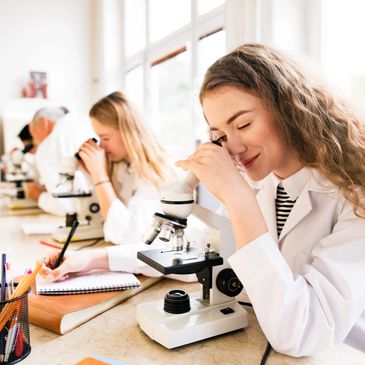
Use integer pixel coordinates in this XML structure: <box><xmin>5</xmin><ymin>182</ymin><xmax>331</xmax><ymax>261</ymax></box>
<box><xmin>2</xmin><ymin>213</ymin><xmax>365</xmax><ymax>365</ymax></box>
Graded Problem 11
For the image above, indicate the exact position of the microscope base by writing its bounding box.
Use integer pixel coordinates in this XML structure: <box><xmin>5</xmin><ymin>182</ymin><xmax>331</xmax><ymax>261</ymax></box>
<box><xmin>136</xmin><ymin>292</ymin><xmax>248</xmax><ymax>349</ymax></box>
<box><xmin>51</xmin><ymin>224</ymin><xmax>104</xmax><ymax>242</ymax></box>
<box><xmin>7</xmin><ymin>198</ymin><xmax>38</xmax><ymax>210</ymax></box>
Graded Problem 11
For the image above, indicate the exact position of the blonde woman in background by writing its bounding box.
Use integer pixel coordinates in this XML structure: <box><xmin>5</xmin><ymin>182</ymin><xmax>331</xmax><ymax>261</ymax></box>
<box><xmin>41</xmin><ymin>91</ymin><xmax>179</xmax><ymax>279</ymax></box>
<box><xmin>80</xmin><ymin>91</ymin><xmax>172</xmax><ymax>244</ymax></box>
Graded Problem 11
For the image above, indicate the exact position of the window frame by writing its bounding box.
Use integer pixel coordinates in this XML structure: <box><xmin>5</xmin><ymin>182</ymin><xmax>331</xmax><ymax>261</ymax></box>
<box><xmin>122</xmin><ymin>0</ymin><xmax>225</xmax><ymax>145</ymax></box>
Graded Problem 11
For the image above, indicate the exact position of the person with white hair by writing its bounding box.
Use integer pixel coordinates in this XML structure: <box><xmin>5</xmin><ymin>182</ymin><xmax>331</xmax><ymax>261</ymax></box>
<box><xmin>27</xmin><ymin>106</ymin><xmax>95</xmax><ymax>215</ymax></box>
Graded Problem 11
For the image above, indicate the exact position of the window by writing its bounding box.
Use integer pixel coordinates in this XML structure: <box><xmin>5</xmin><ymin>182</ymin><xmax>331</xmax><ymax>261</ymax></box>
<box><xmin>198</xmin><ymin>0</ymin><xmax>225</xmax><ymax>15</ymax></box>
<box><xmin>151</xmin><ymin>48</ymin><xmax>191</xmax><ymax>157</ymax></box>
<box><xmin>195</xmin><ymin>29</ymin><xmax>226</xmax><ymax>141</ymax></box>
<box><xmin>322</xmin><ymin>0</ymin><xmax>365</xmax><ymax>108</ymax></box>
<box><xmin>124</xmin><ymin>0</ymin><xmax>146</xmax><ymax>57</ymax></box>
<box><xmin>125</xmin><ymin>65</ymin><xmax>144</xmax><ymax>113</ymax></box>
<box><xmin>122</xmin><ymin>0</ymin><xmax>226</xmax><ymax>159</ymax></box>
<box><xmin>149</xmin><ymin>0</ymin><xmax>191</xmax><ymax>42</ymax></box>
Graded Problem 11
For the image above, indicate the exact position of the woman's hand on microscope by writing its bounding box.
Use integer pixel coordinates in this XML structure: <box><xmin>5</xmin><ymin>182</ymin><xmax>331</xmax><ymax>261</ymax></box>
<box><xmin>176</xmin><ymin>142</ymin><xmax>267</xmax><ymax>248</ymax></box>
<box><xmin>39</xmin><ymin>248</ymin><xmax>109</xmax><ymax>282</ymax></box>
<box><xmin>176</xmin><ymin>142</ymin><xmax>251</xmax><ymax>206</ymax></box>
<box><xmin>77</xmin><ymin>139</ymin><xmax>109</xmax><ymax>184</ymax></box>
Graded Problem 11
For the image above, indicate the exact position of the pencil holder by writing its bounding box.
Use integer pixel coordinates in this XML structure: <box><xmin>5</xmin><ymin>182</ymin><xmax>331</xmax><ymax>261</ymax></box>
<box><xmin>0</xmin><ymin>288</ymin><xmax>31</xmax><ymax>364</ymax></box>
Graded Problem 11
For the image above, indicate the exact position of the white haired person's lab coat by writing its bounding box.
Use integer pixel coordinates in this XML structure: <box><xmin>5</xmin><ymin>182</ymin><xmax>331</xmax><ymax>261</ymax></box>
<box><xmin>34</xmin><ymin>112</ymin><xmax>95</xmax><ymax>216</ymax></box>
<box><xmin>228</xmin><ymin>167</ymin><xmax>365</xmax><ymax>356</ymax></box>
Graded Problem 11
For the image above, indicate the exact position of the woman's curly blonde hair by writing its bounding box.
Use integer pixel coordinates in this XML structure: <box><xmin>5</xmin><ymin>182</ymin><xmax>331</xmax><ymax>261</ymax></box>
<box><xmin>200</xmin><ymin>43</ymin><xmax>365</xmax><ymax>217</ymax></box>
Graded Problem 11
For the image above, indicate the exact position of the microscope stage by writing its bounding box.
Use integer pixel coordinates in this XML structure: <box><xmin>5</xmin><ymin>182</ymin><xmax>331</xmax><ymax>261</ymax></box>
<box><xmin>52</xmin><ymin>224</ymin><xmax>104</xmax><ymax>242</ymax></box>
<box><xmin>137</xmin><ymin>292</ymin><xmax>248</xmax><ymax>349</ymax></box>
<box><xmin>52</xmin><ymin>191</ymin><xmax>92</xmax><ymax>198</ymax></box>
<box><xmin>137</xmin><ymin>247</ymin><xmax>223</xmax><ymax>275</ymax></box>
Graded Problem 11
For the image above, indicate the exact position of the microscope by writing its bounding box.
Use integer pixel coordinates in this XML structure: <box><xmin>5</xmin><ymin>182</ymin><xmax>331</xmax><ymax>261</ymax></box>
<box><xmin>0</xmin><ymin>149</ymin><xmax>38</xmax><ymax>209</ymax></box>
<box><xmin>51</xmin><ymin>145</ymin><xmax>104</xmax><ymax>242</ymax></box>
<box><xmin>136</xmin><ymin>173</ymin><xmax>248</xmax><ymax>349</ymax></box>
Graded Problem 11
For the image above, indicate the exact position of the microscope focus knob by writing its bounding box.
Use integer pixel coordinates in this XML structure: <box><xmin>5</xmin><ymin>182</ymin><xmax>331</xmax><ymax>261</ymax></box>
<box><xmin>216</xmin><ymin>268</ymin><xmax>243</xmax><ymax>297</ymax></box>
<box><xmin>89</xmin><ymin>202</ymin><xmax>100</xmax><ymax>214</ymax></box>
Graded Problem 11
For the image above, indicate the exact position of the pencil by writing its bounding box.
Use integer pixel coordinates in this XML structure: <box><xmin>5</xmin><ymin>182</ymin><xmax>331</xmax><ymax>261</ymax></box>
<box><xmin>39</xmin><ymin>240</ymin><xmax>61</xmax><ymax>250</ymax></box>
<box><xmin>0</xmin><ymin>261</ymin><xmax>43</xmax><ymax>332</ymax></box>
<box><xmin>53</xmin><ymin>220</ymin><xmax>79</xmax><ymax>269</ymax></box>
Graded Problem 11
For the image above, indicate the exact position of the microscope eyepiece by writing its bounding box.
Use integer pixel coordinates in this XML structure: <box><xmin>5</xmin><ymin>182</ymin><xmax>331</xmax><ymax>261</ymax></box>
<box><xmin>75</xmin><ymin>138</ymin><xmax>97</xmax><ymax>160</ymax></box>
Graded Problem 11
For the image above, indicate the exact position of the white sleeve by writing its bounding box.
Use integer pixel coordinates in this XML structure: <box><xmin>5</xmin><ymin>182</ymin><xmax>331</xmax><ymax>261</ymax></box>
<box><xmin>107</xmin><ymin>243</ymin><xmax>163</xmax><ymax>277</ymax></box>
<box><xmin>103</xmin><ymin>183</ymin><xmax>161</xmax><ymax>245</ymax></box>
<box><xmin>38</xmin><ymin>191</ymin><xmax>75</xmax><ymax>216</ymax></box>
<box><xmin>228</xmin><ymin>203</ymin><xmax>365</xmax><ymax>356</ymax></box>
<box><xmin>107</xmin><ymin>243</ymin><xmax>197</xmax><ymax>282</ymax></box>
<box><xmin>35</xmin><ymin>115</ymin><xmax>95</xmax><ymax>215</ymax></box>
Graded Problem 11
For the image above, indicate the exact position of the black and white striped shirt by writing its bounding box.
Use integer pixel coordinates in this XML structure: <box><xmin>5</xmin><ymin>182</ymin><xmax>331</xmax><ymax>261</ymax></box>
<box><xmin>276</xmin><ymin>185</ymin><xmax>297</xmax><ymax>237</ymax></box>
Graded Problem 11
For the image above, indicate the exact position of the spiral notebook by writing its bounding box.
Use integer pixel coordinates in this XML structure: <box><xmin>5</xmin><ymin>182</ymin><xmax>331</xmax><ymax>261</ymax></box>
<box><xmin>36</xmin><ymin>271</ymin><xmax>141</xmax><ymax>295</ymax></box>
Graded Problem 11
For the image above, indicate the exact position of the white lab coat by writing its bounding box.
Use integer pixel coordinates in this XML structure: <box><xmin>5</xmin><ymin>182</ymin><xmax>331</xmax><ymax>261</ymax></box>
<box><xmin>35</xmin><ymin>113</ymin><xmax>95</xmax><ymax>215</ymax></box>
<box><xmin>228</xmin><ymin>167</ymin><xmax>365</xmax><ymax>356</ymax></box>
<box><xmin>103</xmin><ymin>161</ymin><xmax>162</xmax><ymax>245</ymax></box>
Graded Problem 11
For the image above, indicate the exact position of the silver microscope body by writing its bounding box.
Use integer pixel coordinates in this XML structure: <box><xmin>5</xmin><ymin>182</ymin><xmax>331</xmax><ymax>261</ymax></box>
<box><xmin>51</xmin><ymin>151</ymin><xmax>104</xmax><ymax>242</ymax></box>
<box><xmin>136</xmin><ymin>173</ymin><xmax>248</xmax><ymax>349</ymax></box>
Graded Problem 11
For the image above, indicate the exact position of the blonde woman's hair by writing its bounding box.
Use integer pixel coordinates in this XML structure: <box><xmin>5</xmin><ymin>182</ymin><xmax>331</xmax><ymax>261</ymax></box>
<box><xmin>89</xmin><ymin>91</ymin><xmax>171</xmax><ymax>188</ymax></box>
<box><xmin>200</xmin><ymin>43</ymin><xmax>365</xmax><ymax>217</ymax></box>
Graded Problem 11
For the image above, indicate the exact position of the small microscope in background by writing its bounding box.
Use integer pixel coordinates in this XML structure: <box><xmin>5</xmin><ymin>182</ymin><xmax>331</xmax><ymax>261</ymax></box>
<box><xmin>51</xmin><ymin>139</ymin><xmax>104</xmax><ymax>242</ymax></box>
<box><xmin>0</xmin><ymin>149</ymin><xmax>38</xmax><ymax>209</ymax></box>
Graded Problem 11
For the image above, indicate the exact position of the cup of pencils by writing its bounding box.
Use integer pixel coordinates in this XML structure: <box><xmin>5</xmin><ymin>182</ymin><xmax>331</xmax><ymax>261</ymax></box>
<box><xmin>0</xmin><ymin>256</ymin><xmax>42</xmax><ymax>364</ymax></box>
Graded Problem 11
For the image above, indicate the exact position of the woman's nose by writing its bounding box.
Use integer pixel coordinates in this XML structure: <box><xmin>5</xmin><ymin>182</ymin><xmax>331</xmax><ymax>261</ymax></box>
<box><xmin>226</xmin><ymin>135</ymin><xmax>247</xmax><ymax>156</ymax></box>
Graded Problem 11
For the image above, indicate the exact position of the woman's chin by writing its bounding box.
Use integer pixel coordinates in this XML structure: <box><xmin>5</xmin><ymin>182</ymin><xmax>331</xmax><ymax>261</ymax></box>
<box><xmin>246</xmin><ymin>170</ymin><xmax>270</xmax><ymax>182</ymax></box>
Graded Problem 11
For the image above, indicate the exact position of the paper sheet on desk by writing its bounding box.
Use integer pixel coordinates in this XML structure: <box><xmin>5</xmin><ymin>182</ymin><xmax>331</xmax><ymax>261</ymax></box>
<box><xmin>21</xmin><ymin>222</ymin><xmax>63</xmax><ymax>235</ymax></box>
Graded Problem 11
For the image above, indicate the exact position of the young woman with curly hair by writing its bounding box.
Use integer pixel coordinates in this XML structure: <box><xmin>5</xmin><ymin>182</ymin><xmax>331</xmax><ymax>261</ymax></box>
<box><xmin>177</xmin><ymin>43</ymin><xmax>365</xmax><ymax>357</ymax></box>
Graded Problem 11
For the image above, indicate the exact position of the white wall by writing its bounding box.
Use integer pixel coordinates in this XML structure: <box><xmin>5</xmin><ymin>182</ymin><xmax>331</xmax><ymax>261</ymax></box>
<box><xmin>0</xmin><ymin>0</ymin><xmax>93</xmax><ymax>114</ymax></box>
<box><xmin>91</xmin><ymin>0</ymin><xmax>124</xmax><ymax>103</ymax></box>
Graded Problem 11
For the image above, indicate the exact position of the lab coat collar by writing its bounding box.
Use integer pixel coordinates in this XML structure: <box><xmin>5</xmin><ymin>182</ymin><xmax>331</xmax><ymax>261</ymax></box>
<box><xmin>271</xmin><ymin>167</ymin><xmax>312</xmax><ymax>200</ymax></box>
<box><xmin>257</xmin><ymin>167</ymin><xmax>337</xmax><ymax>243</ymax></box>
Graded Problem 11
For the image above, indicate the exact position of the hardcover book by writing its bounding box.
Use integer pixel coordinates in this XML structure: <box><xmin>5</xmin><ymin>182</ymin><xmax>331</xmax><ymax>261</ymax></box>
<box><xmin>28</xmin><ymin>274</ymin><xmax>160</xmax><ymax>334</ymax></box>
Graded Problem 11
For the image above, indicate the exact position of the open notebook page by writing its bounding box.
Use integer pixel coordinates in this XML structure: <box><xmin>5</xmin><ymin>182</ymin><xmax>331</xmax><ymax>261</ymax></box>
<box><xmin>36</xmin><ymin>271</ymin><xmax>141</xmax><ymax>295</ymax></box>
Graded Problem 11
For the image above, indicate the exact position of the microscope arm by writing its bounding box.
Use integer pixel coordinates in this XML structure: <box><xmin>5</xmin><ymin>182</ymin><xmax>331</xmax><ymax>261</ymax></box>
<box><xmin>191</xmin><ymin>204</ymin><xmax>236</xmax><ymax>260</ymax></box>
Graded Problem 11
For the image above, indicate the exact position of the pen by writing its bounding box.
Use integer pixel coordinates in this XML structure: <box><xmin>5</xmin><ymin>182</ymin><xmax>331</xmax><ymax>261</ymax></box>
<box><xmin>1</xmin><ymin>254</ymin><xmax>7</xmax><ymax>361</ymax></box>
<box><xmin>1</xmin><ymin>253</ymin><xmax>6</xmax><ymax>301</ymax></box>
<box><xmin>4</xmin><ymin>310</ymin><xmax>19</xmax><ymax>362</ymax></box>
<box><xmin>5</xmin><ymin>262</ymin><xmax>14</xmax><ymax>297</ymax></box>
<box><xmin>52</xmin><ymin>220</ymin><xmax>79</xmax><ymax>269</ymax></box>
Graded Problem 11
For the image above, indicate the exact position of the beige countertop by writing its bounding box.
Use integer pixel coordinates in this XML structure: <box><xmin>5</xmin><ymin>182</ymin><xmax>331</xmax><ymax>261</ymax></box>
<box><xmin>1</xmin><ymin>212</ymin><xmax>365</xmax><ymax>365</ymax></box>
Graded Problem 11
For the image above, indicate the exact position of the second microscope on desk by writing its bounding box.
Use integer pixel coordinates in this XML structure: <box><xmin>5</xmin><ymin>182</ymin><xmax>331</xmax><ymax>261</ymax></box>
<box><xmin>136</xmin><ymin>173</ymin><xmax>248</xmax><ymax>349</ymax></box>
<box><xmin>51</xmin><ymin>142</ymin><xmax>104</xmax><ymax>242</ymax></box>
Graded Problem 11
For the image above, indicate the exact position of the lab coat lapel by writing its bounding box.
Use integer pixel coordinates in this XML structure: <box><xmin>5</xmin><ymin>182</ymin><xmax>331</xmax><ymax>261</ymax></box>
<box><xmin>279</xmin><ymin>188</ymin><xmax>312</xmax><ymax>241</ymax></box>
<box><xmin>256</xmin><ymin>177</ymin><xmax>278</xmax><ymax>243</ymax></box>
